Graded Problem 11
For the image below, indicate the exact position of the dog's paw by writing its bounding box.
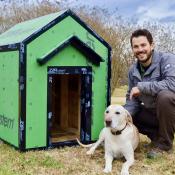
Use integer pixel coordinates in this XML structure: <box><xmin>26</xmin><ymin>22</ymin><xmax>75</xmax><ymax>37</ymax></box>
<box><xmin>86</xmin><ymin>148</ymin><xmax>95</xmax><ymax>155</ymax></box>
<box><xmin>120</xmin><ymin>170</ymin><xmax>129</xmax><ymax>175</ymax></box>
<box><xmin>86</xmin><ymin>147</ymin><xmax>95</xmax><ymax>155</ymax></box>
<box><xmin>103</xmin><ymin>168</ymin><xmax>111</xmax><ymax>173</ymax></box>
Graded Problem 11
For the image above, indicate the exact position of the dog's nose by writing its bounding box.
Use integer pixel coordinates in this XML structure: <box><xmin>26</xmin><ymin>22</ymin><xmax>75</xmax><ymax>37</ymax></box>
<box><xmin>105</xmin><ymin>120</ymin><xmax>112</xmax><ymax>127</ymax></box>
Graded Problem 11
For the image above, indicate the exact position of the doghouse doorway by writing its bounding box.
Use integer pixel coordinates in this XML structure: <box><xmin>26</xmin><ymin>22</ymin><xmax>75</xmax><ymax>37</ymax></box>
<box><xmin>47</xmin><ymin>67</ymin><xmax>92</xmax><ymax>146</ymax></box>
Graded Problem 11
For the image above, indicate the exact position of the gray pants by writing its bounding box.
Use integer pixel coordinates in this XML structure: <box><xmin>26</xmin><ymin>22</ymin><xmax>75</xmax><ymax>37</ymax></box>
<box><xmin>133</xmin><ymin>90</ymin><xmax>175</xmax><ymax>151</ymax></box>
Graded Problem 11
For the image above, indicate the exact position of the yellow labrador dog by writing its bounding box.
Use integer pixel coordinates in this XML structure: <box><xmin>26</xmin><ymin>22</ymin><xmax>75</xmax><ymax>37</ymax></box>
<box><xmin>77</xmin><ymin>105</ymin><xmax>139</xmax><ymax>175</ymax></box>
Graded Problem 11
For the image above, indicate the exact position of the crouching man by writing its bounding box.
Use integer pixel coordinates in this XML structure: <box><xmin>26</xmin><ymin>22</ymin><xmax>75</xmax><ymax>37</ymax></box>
<box><xmin>124</xmin><ymin>28</ymin><xmax>175</xmax><ymax>158</ymax></box>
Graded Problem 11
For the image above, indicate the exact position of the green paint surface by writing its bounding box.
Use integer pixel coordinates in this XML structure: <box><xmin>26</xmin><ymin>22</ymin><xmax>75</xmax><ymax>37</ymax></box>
<box><xmin>0</xmin><ymin>11</ymin><xmax>66</xmax><ymax>46</ymax></box>
<box><xmin>26</xmin><ymin>44</ymin><xmax>107</xmax><ymax>148</ymax></box>
<box><xmin>0</xmin><ymin>51</ymin><xmax>19</xmax><ymax>147</ymax></box>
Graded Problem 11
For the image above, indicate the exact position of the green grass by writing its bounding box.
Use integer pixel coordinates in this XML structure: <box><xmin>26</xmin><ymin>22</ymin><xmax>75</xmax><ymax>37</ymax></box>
<box><xmin>0</xmin><ymin>143</ymin><xmax>64</xmax><ymax>175</ymax></box>
<box><xmin>0</xmin><ymin>87</ymin><xmax>175</xmax><ymax>175</ymax></box>
<box><xmin>0</xmin><ymin>136</ymin><xmax>175</xmax><ymax>175</ymax></box>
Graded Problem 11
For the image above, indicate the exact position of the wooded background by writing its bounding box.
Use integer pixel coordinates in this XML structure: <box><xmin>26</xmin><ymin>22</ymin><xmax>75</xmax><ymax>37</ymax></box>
<box><xmin>1</xmin><ymin>0</ymin><xmax>175</xmax><ymax>93</ymax></box>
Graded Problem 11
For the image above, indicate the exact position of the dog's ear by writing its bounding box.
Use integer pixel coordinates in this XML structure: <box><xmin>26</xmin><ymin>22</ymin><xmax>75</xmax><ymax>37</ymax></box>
<box><xmin>125</xmin><ymin>109</ymin><xmax>133</xmax><ymax>123</ymax></box>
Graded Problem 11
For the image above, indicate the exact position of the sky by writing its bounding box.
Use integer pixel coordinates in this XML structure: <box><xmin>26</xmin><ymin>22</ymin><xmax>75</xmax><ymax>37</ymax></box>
<box><xmin>0</xmin><ymin>0</ymin><xmax>175</xmax><ymax>25</ymax></box>
<box><xmin>57</xmin><ymin>0</ymin><xmax>175</xmax><ymax>24</ymax></box>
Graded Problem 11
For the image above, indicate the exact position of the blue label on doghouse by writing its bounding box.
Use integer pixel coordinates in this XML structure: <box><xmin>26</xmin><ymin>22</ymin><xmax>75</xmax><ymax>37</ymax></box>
<box><xmin>85</xmin><ymin>133</ymin><xmax>90</xmax><ymax>141</ymax></box>
<box><xmin>81</xmin><ymin>129</ymin><xmax>90</xmax><ymax>141</ymax></box>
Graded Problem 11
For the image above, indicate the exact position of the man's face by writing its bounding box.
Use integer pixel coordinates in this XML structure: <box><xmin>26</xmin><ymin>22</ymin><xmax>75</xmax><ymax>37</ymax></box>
<box><xmin>131</xmin><ymin>36</ymin><xmax>154</xmax><ymax>63</ymax></box>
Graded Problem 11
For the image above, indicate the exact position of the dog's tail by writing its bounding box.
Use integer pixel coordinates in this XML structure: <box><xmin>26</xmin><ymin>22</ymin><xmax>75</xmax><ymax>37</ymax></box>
<box><xmin>76</xmin><ymin>138</ymin><xmax>93</xmax><ymax>148</ymax></box>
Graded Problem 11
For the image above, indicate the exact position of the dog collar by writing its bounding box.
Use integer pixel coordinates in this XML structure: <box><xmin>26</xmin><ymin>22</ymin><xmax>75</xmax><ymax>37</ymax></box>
<box><xmin>111</xmin><ymin>124</ymin><xmax>127</xmax><ymax>135</ymax></box>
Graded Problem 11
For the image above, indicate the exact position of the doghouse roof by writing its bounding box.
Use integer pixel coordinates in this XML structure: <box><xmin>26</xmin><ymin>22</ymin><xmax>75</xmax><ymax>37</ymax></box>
<box><xmin>0</xmin><ymin>10</ymin><xmax>67</xmax><ymax>46</ymax></box>
<box><xmin>0</xmin><ymin>10</ymin><xmax>111</xmax><ymax>56</ymax></box>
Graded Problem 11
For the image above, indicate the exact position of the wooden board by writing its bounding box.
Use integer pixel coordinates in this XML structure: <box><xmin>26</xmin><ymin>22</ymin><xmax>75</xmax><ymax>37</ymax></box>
<box><xmin>51</xmin><ymin>127</ymin><xmax>79</xmax><ymax>142</ymax></box>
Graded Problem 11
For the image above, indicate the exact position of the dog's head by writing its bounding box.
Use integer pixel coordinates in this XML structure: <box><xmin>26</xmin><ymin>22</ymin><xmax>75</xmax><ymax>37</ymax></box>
<box><xmin>104</xmin><ymin>105</ymin><xmax>132</xmax><ymax>132</ymax></box>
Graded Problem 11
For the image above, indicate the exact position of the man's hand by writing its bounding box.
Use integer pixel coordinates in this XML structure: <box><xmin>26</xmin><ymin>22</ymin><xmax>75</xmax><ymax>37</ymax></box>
<box><xmin>130</xmin><ymin>87</ymin><xmax>141</xmax><ymax>100</ymax></box>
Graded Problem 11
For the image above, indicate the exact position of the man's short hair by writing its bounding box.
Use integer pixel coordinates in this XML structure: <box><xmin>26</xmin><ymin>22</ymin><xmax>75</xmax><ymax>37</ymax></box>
<box><xmin>130</xmin><ymin>29</ymin><xmax>153</xmax><ymax>47</ymax></box>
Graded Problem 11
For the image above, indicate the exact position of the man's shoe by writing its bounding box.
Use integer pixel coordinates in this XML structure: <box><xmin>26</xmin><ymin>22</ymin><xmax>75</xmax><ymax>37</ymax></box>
<box><xmin>147</xmin><ymin>148</ymin><xmax>162</xmax><ymax>159</ymax></box>
<box><xmin>147</xmin><ymin>147</ymin><xmax>173</xmax><ymax>159</ymax></box>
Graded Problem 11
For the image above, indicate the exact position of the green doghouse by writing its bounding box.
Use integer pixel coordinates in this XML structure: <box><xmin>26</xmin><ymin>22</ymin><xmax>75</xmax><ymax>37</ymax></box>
<box><xmin>0</xmin><ymin>10</ymin><xmax>111</xmax><ymax>151</ymax></box>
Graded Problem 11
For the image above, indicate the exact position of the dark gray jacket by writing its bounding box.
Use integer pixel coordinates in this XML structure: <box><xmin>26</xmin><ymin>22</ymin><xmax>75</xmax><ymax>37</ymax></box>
<box><xmin>124</xmin><ymin>51</ymin><xmax>175</xmax><ymax>116</ymax></box>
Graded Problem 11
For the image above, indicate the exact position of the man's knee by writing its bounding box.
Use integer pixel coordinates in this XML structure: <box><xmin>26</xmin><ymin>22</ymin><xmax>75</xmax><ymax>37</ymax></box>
<box><xmin>157</xmin><ymin>90</ymin><xmax>175</xmax><ymax>105</ymax></box>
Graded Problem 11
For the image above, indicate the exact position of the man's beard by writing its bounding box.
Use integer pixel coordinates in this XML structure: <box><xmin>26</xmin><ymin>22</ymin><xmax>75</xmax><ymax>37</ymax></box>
<box><xmin>137</xmin><ymin>50</ymin><xmax>153</xmax><ymax>64</ymax></box>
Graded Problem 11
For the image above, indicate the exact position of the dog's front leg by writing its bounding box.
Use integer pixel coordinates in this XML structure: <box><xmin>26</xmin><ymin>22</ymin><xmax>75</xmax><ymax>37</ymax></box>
<box><xmin>103</xmin><ymin>153</ymin><xmax>113</xmax><ymax>173</ymax></box>
<box><xmin>87</xmin><ymin>128</ymin><xmax>105</xmax><ymax>155</ymax></box>
<box><xmin>121</xmin><ymin>147</ymin><xmax>134</xmax><ymax>175</ymax></box>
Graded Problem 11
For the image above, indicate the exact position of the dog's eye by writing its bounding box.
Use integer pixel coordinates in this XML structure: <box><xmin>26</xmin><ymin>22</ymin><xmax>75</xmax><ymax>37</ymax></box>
<box><xmin>106</xmin><ymin>110</ymin><xmax>109</xmax><ymax>113</ymax></box>
<box><xmin>115</xmin><ymin>111</ymin><xmax>120</xmax><ymax>114</ymax></box>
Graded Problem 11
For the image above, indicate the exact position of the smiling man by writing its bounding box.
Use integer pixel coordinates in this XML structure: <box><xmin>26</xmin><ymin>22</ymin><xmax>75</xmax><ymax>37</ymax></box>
<box><xmin>124</xmin><ymin>29</ymin><xmax>175</xmax><ymax>158</ymax></box>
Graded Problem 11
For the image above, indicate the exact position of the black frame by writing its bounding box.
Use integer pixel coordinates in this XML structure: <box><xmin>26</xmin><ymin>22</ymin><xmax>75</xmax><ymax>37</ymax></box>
<box><xmin>47</xmin><ymin>66</ymin><xmax>92</xmax><ymax>147</ymax></box>
<box><xmin>19</xmin><ymin>42</ymin><xmax>27</xmax><ymax>151</ymax></box>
